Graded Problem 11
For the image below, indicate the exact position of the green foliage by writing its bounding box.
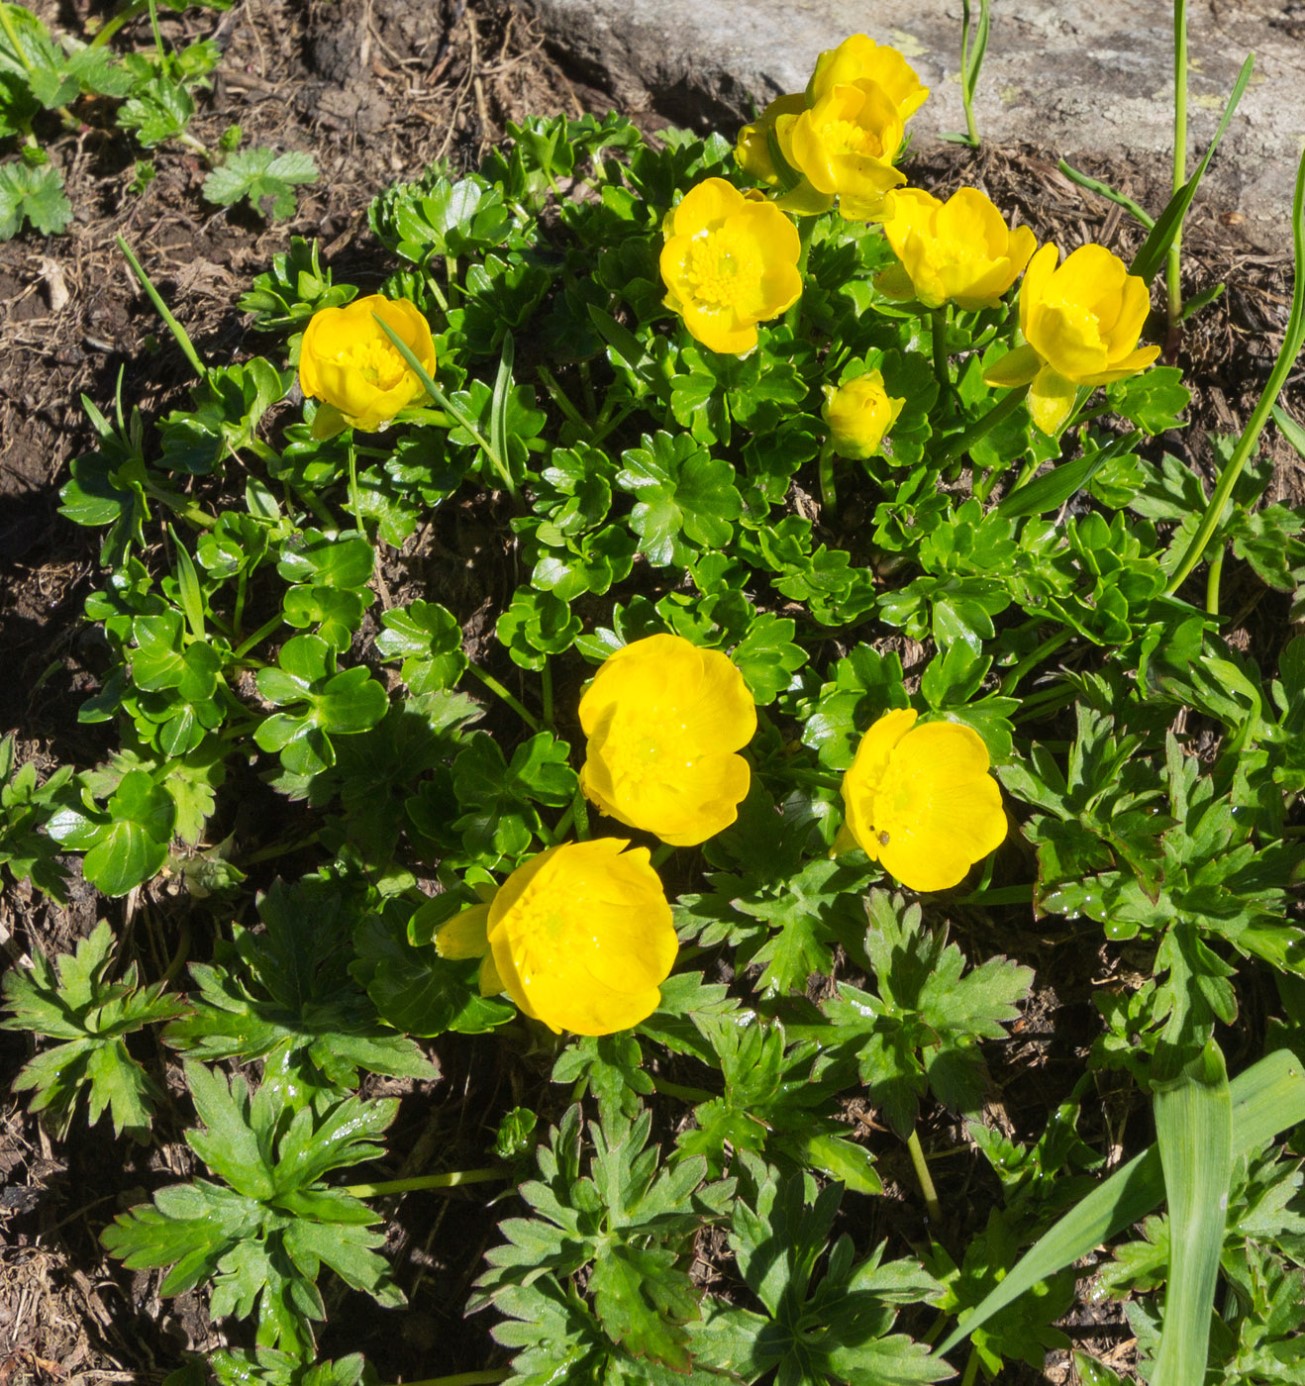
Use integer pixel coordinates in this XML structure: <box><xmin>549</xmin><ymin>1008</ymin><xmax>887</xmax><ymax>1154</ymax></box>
<box><xmin>102</xmin><ymin>1063</ymin><xmax>404</xmax><ymax>1354</ymax></box>
<box><xmin>1</xmin><ymin>921</ymin><xmax>187</xmax><ymax>1140</ymax></box>
<box><xmin>0</xmin><ymin>735</ymin><xmax>73</xmax><ymax>899</ymax></box>
<box><xmin>823</xmin><ymin>891</ymin><xmax>1033</xmax><ymax>1136</ymax></box>
<box><xmin>22</xmin><ymin>79</ymin><xmax>1305</xmax><ymax>1386</ymax></box>
<box><xmin>202</xmin><ymin>148</ymin><xmax>320</xmax><ymax>220</ymax></box>
<box><xmin>0</xmin><ymin>157</ymin><xmax>71</xmax><ymax>237</ymax></box>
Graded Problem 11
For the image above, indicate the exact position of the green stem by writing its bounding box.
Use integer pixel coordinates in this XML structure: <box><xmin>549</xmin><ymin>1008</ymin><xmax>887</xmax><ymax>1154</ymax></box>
<box><xmin>650</xmin><ymin>842</ymin><xmax>676</xmax><ymax>869</ymax></box>
<box><xmin>342</xmin><ymin>1167</ymin><xmax>509</xmax><ymax>1199</ymax></box>
<box><xmin>906</xmin><ymin>1126</ymin><xmax>943</xmax><ymax>1225</ymax></box>
<box><xmin>117</xmin><ymin>236</ymin><xmax>206</xmax><ymax>380</ymax></box>
<box><xmin>930</xmin><ymin>306</ymin><xmax>953</xmax><ymax>403</ymax></box>
<box><xmin>537</xmin><ymin>365</ymin><xmax>593</xmax><ymax>439</ymax></box>
<box><xmin>346</xmin><ymin>439</ymin><xmax>364</xmax><ymax>534</ymax></box>
<box><xmin>818</xmin><ymin>441</ymin><xmax>838</xmax><ymax>516</ymax></box>
<box><xmin>1168</xmin><ymin>0</ymin><xmax>1189</xmax><ymax>338</ymax></box>
<box><xmin>386</xmin><ymin>1373</ymin><xmax>509</xmax><ymax>1386</ymax></box>
<box><xmin>650</xmin><ymin>1075</ymin><xmax>716</xmax><ymax>1105</ymax></box>
<box><xmin>1204</xmin><ymin>543</ymin><xmax>1225</xmax><ymax>616</ymax></box>
<box><xmin>960</xmin><ymin>1351</ymin><xmax>980</xmax><ymax>1386</ymax></box>
<box><xmin>571</xmin><ymin>786</ymin><xmax>591</xmax><ymax>841</ymax></box>
<box><xmin>0</xmin><ymin>4</ymin><xmax>34</xmax><ymax>73</ymax></box>
<box><xmin>999</xmin><ymin>629</ymin><xmax>1072</xmax><ymax>696</ymax></box>
<box><xmin>240</xmin><ymin>833</ymin><xmax>320</xmax><ymax>865</ymax></box>
<box><xmin>89</xmin><ymin>0</ymin><xmax>151</xmax><ymax>46</ymax></box>
<box><xmin>467</xmin><ymin>664</ymin><xmax>540</xmax><ymax>732</ymax></box>
<box><xmin>937</xmin><ymin>385</ymin><xmax>1028</xmax><ymax>466</ymax></box>
<box><xmin>540</xmin><ymin>661</ymin><xmax>554</xmax><ymax>730</ymax></box>
<box><xmin>784</xmin><ymin>217</ymin><xmax>817</xmax><ymax>333</ymax></box>
<box><xmin>231</xmin><ymin>610</ymin><xmax>286</xmax><ymax>661</ymax></box>
<box><xmin>1166</xmin><ymin>151</ymin><xmax>1305</xmax><ymax>595</ymax></box>
<box><xmin>961</xmin><ymin>884</ymin><xmax>1034</xmax><ymax>906</ymax></box>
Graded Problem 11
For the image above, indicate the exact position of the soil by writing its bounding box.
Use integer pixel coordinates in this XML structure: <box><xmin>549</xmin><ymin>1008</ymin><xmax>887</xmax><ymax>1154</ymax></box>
<box><xmin>1</xmin><ymin>0</ymin><xmax>1302</xmax><ymax>1382</ymax></box>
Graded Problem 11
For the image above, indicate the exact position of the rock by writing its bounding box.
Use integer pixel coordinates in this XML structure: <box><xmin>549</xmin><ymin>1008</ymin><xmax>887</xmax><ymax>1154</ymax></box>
<box><xmin>509</xmin><ymin>0</ymin><xmax>1305</xmax><ymax>252</ymax></box>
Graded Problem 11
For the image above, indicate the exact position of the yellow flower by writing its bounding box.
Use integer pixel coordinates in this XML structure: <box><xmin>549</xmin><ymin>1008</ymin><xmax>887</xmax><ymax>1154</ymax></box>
<box><xmin>579</xmin><ymin>633</ymin><xmax>757</xmax><ymax>847</ymax></box>
<box><xmin>806</xmin><ymin>33</ymin><xmax>930</xmax><ymax>122</ymax></box>
<box><xmin>736</xmin><ymin>93</ymin><xmax>808</xmax><ymax>189</ymax></box>
<box><xmin>877</xmin><ymin>187</ymin><xmax>1037</xmax><ymax>310</ymax></box>
<box><xmin>840</xmin><ymin>709</ymin><xmax>1006</xmax><ymax>892</ymax></box>
<box><xmin>984</xmin><ymin>243</ymin><xmax>1161</xmax><ymax>434</ymax></box>
<box><xmin>435</xmin><ymin>840</ymin><xmax>677</xmax><ymax>1036</ymax></box>
<box><xmin>776</xmin><ymin>80</ymin><xmax>906</xmax><ymax>221</ymax></box>
<box><xmin>660</xmin><ymin>178</ymin><xmax>803</xmax><ymax>355</ymax></box>
<box><xmin>298</xmin><ymin>294</ymin><xmax>436</xmax><ymax>433</ymax></box>
<box><xmin>823</xmin><ymin>371</ymin><xmax>905</xmax><ymax>459</ymax></box>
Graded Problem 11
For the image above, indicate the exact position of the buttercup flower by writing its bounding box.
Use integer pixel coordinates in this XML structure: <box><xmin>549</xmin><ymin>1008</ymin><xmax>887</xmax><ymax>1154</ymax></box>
<box><xmin>435</xmin><ymin>839</ymin><xmax>677</xmax><ymax>1035</ymax></box>
<box><xmin>823</xmin><ymin>371</ymin><xmax>905</xmax><ymax>459</ymax></box>
<box><xmin>806</xmin><ymin>33</ymin><xmax>931</xmax><ymax>121</ymax></box>
<box><xmin>298</xmin><ymin>294</ymin><xmax>436</xmax><ymax>433</ymax></box>
<box><xmin>984</xmin><ymin>242</ymin><xmax>1160</xmax><ymax>434</ymax></box>
<box><xmin>580</xmin><ymin>632</ymin><xmax>757</xmax><ymax>846</ymax></box>
<box><xmin>734</xmin><ymin>36</ymin><xmax>926</xmax><ymax>221</ymax></box>
<box><xmin>876</xmin><ymin>187</ymin><xmax>1037</xmax><ymax>310</ymax></box>
<box><xmin>840</xmin><ymin>708</ymin><xmax>1006</xmax><ymax>892</ymax></box>
<box><xmin>775</xmin><ymin>80</ymin><xmax>907</xmax><ymax>220</ymax></box>
<box><xmin>660</xmin><ymin>178</ymin><xmax>803</xmax><ymax>354</ymax></box>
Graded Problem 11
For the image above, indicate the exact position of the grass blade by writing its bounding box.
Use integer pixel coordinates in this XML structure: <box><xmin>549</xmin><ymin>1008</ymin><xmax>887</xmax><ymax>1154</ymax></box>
<box><xmin>1150</xmin><ymin>1041</ymin><xmax>1232</xmax><ymax>1386</ymax></box>
<box><xmin>1131</xmin><ymin>53</ymin><xmax>1254</xmax><ymax>286</ymax></box>
<box><xmin>936</xmin><ymin>1047</ymin><xmax>1305</xmax><ymax>1357</ymax></box>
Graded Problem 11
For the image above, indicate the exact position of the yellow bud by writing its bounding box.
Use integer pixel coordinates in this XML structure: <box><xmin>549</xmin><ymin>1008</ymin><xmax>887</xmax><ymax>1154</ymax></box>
<box><xmin>823</xmin><ymin>371</ymin><xmax>905</xmax><ymax>460</ymax></box>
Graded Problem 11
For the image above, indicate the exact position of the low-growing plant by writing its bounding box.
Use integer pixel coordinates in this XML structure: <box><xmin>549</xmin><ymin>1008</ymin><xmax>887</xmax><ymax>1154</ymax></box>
<box><xmin>4</xmin><ymin>19</ymin><xmax>1305</xmax><ymax>1386</ymax></box>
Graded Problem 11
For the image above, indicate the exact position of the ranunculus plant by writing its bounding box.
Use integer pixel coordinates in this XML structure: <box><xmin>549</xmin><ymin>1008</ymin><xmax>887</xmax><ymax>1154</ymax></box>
<box><xmin>28</xmin><ymin>14</ymin><xmax>1305</xmax><ymax>1386</ymax></box>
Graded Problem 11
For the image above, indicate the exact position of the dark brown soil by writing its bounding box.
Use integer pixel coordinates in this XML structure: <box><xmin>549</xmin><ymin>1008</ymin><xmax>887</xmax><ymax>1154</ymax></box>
<box><xmin>1</xmin><ymin>0</ymin><xmax>1302</xmax><ymax>1382</ymax></box>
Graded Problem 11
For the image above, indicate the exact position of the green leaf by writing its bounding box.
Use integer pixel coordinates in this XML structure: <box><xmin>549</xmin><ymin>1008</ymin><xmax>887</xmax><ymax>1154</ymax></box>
<box><xmin>1150</xmin><ymin>1041</ymin><xmax>1232</xmax><ymax>1386</ymax></box>
<box><xmin>0</xmin><ymin>160</ymin><xmax>72</xmax><ymax>239</ymax></box>
<box><xmin>80</xmin><ymin>770</ymin><xmax>176</xmax><ymax>896</ymax></box>
<box><xmin>616</xmin><ymin>431</ymin><xmax>743</xmax><ymax>567</ymax></box>
<box><xmin>589</xmin><ymin>1243</ymin><xmax>699</xmax><ymax>1370</ymax></box>
<box><xmin>375</xmin><ymin>600</ymin><xmax>468</xmax><ymax>692</ymax></box>
<box><xmin>116</xmin><ymin>76</ymin><xmax>195</xmax><ymax>148</ymax></box>
<box><xmin>1</xmin><ymin>920</ymin><xmax>185</xmax><ymax>1140</ymax></box>
<box><xmin>203</xmin><ymin>148</ymin><xmax>319</xmax><ymax>220</ymax></box>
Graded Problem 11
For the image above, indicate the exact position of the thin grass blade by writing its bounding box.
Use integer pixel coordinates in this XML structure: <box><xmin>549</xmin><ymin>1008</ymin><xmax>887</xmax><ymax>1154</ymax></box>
<box><xmin>1131</xmin><ymin>53</ymin><xmax>1254</xmax><ymax>285</ymax></box>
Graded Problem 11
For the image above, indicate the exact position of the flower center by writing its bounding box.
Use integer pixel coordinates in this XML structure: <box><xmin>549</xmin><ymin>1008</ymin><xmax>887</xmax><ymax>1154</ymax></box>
<box><xmin>339</xmin><ymin>336</ymin><xmax>408</xmax><ymax>389</ymax></box>
<box><xmin>818</xmin><ymin>116</ymin><xmax>881</xmax><ymax>157</ymax></box>
<box><xmin>603</xmin><ymin>710</ymin><xmax>696</xmax><ymax>790</ymax></box>
<box><xmin>684</xmin><ymin>230</ymin><xmax>759</xmax><ymax>310</ymax></box>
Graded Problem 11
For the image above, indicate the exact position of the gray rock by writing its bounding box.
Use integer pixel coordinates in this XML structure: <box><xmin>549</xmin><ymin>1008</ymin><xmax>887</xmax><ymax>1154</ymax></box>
<box><xmin>510</xmin><ymin>0</ymin><xmax>1305</xmax><ymax>252</ymax></box>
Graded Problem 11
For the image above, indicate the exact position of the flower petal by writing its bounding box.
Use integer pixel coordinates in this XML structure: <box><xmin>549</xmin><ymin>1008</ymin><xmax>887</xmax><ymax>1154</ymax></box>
<box><xmin>983</xmin><ymin>343</ymin><xmax>1042</xmax><ymax>389</ymax></box>
<box><xmin>1027</xmin><ymin>363</ymin><xmax>1078</xmax><ymax>434</ymax></box>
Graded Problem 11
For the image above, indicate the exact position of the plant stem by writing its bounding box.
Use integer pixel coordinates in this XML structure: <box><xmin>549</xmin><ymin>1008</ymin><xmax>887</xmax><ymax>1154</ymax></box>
<box><xmin>650</xmin><ymin>1075</ymin><xmax>715</xmax><ymax>1104</ymax></box>
<box><xmin>571</xmin><ymin>786</ymin><xmax>590</xmax><ymax>841</ymax></box>
<box><xmin>117</xmin><ymin>236</ymin><xmax>206</xmax><ymax>380</ymax></box>
<box><xmin>540</xmin><ymin>661</ymin><xmax>554</xmax><ymax>729</ymax></box>
<box><xmin>1168</xmin><ymin>0</ymin><xmax>1189</xmax><ymax>339</ymax></box>
<box><xmin>650</xmin><ymin>842</ymin><xmax>675</xmax><ymax>869</ymax></box>
<box><xmin>930</xmin><ymin>306</ymin><xmax>953</xmax><ymax>404</ymax></box>
<box><xmin>818</xmin><ymin>441</ymin><xmax>838</xmax><ymax>516</ymax></box>
<box><xmin>906</xmin><ymin>1126</ymin><xmax>943</xmax><ymax>1225</ymax></box>
<box><xmin>1204</xmin><ymin>543</ymin><xmax>1225</xmax><ymax>616</ymax></box>
<box><xmin>936</xmin><ymin>384</ymin><xmax>1028</xmax><ymax>466</ymax></box>
<box><xmin>467</xmin><ymin>663</ymin><xmax>540</xmax><ymax>732</ymax></box>
<box><xmin>232</xmin><ymin>610</ymin><xmax>286</xmax><ymax>661</ymax></box>
<box><xmin>537</xmin><ymin>364</ymin><xmax>593</xmax><ymax>438</ymax></box>
<box><xmin>342</xmin><ymin>1167</ymin><xmax>509</xmax><ymax>1199</ymax></box>
<box><xmin>386</xmin><ymin>1373</ymin><xmax>509</xmax><ymax>1386</ymax></box>
<box><xmin>960</xmin><ymin>1351</ymin><xmax>980</xmax><ymax>1386</ymax></box>
<box><xmin>1167</xmin><ymin>151</ymin><xmax>1305</xmax><ymax>597</ymax></box>
<box><xmin>999</xmin><ymin>628</ymin><xmax>1072</xmax><ymax>696</ymax></box>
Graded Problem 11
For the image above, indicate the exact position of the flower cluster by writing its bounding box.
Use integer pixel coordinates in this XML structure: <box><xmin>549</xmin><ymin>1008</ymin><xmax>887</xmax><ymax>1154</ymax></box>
<box><xmin>435</xmin><ymin>635</ymin><xmax>757</xmax><ymax>1035</ymax></box>
<box><xmin>298</xmin><ymin>293</ymin><xmax>436</xmax><ymax>434</ymax></box>
<box><xmin>736</xmin><ymin>33</ymin><xmax>928</xmax><ymax>221</ymax></box>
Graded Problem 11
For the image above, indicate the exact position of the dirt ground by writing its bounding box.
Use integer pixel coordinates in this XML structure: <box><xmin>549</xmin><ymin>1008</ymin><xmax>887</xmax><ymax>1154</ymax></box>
<box><xmin>1</xmin><ymin>0</ymin><xmax>1302</xmax><ymax>1380</ymax></box>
